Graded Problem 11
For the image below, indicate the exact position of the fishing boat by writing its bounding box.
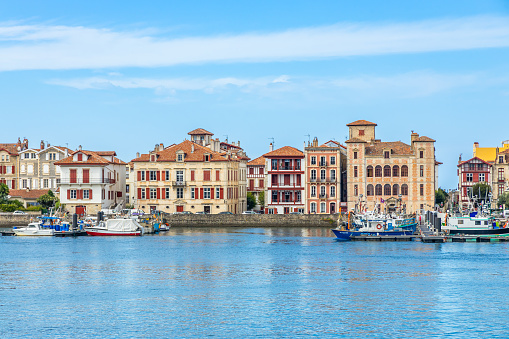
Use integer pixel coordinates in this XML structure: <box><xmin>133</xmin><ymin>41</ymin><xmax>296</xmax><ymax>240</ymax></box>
<box><xmin>85</xmin><ymin>218</ymin><xmax>144</xmax><ymax>236</ymax></box>
<box><xmin>13</xmin><ymin>222</ymin><xmax>55</xmax><ymax>236</ymax></box>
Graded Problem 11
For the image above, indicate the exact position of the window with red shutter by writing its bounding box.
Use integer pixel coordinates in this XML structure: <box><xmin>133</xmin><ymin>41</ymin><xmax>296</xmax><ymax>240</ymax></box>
<box><xmin>67</xmin><ymin>190</ymin><xmax>71</xmax><ymax>199</ymax></box>
<box><xmin>204</xmin><ymin>170</ymin><xmax>210</xmax><ymax>181</ymax></box>
<box><xmin>157</xmin><ymin>171</ymin><xmax>160</xmax><ymax>181</ymax></box>
<box><xmin>145</xmin><ymin>188</ymin><xmax>149</xmax><ymax>199</ymax></box>
<box><xmin>200</xmin><ymin>188</ymin><xmax>204</xmax><ymax>199</ymax></box>
<box><xmin>138</xmin><ymin>188</ymin><xmax>142</xmax><ymax>199</ymax></box>
<box><xmin>70</xmin><ymin>169</ymin><xmax>77</xmax><ymax>183</ymax></box>
<box><xmin>220</xmin><ymin>188</ymin><xmax>224</xmax><ymax>199</ymax></box>
<box><xmin>161</xmin><ymin>171</ymin><xmax>165</xmax><ymax>181</ymax></box>
<box><xmin>156</xmin><ymin>188</ymin><xmax>160</xmax><ymax>199</ymax></box>
<box><xmin>77</xmin><ymin>153</ymin><xmax>83</xmax><ymax>161</ymax></box>
<box><xmin>191</xmin><ymin>170</ymin><xmax>195</xmax><ymax>181</ymax></box>
<box><xmin>216</xmin><ymin>170</ymin><xmax>220</xmax><ymax>181</ymax></box>
<box><xmin>211</xmin><ymin>187</ymin><xmax>214</xmax><ymax>199</ymax></box>
<box><xmin>145</xmin><ymin>171</ymin><xmax>149</xmax><ymax>181</ymax></box>
<box><xmin>12</xmin><ymin>166</ymin><xmax>15</xmax><ymax>174</ymax></box>
<box><xmin>259</xmin><ymin>179</ymin><xmax>264</xmax><ymax>188</ymax></box>
<box><xmin>83</xmin><ymin>169</ymin><xmax>90</xmax><ymax>183</ymax></box>
<box><xmin>137</xmin><ymin>171</ymin><xmax>141</xmax><ymax>181</ymax></box>
<box><xmin>89</xmin><ymin>189</ymin><xmax>93</xmax><ymax>199</ymax></box>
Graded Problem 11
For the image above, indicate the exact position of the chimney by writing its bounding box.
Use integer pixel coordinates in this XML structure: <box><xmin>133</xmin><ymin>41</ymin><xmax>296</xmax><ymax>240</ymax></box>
<box><xmin>136</xmin><ymin>152</ymin><xmax>140</xmax><ymax>158</ymax></box>
<box><xmin>303</xmin><ymin>141</ymin><xmax>306</xmax><ymax>150</ymax></box>
<box><xmin>154</xmin><ymin>144</ymin><xmax>159</xmax><ymax>152</ymax></box>
<box><xmin>159</xmin><ymin>143</ymin><xmax>164</xmax><ymax>151</ymax></box>
<box><xmin>474</xmin><ymin>142</ymin><xmax>479</xmax><ymax>148</ymax></box>
<box><xmin>47</xmin><ymin>143</ymin><xmax>50</xmax><ymax>147</ymax></box>
<box><xmin>78</xmin><ymin>145</ymin><xmax>82</xmax><ymax>151</ymax></box>
<box><xmin>237</xmin><ymin>141</ymin><xmax>240</xmax><ymax>147</ymax></box>
<box><xmin>269</xmin><ymin>143</ymin><xmax>273</xmax><ymax>152</ymax></box>
<box><xmin>40</xmin><ymin>140</ymin><xmax>45</xmax><ymax>150</ymax></box>
<box><xmin>191</xmin><ymin>144</ymin><xmax>195</xmax><ymax>153</ymax></box>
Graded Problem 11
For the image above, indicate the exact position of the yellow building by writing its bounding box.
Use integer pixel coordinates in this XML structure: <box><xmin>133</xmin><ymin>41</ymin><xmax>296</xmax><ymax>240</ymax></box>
<box><xmin>473</xmin><ymin>141</ymin><xmax>509</xmax><ymax>162</ymax></box>
<box><xmin>472</xmin><ymin>141</ymin><xmax>509</xmax><ymax>205</ymax></box>
<box><xmin>346</xmin><ymin>120</ymin><xmax>438</xmax><ymax>213</ymax></box>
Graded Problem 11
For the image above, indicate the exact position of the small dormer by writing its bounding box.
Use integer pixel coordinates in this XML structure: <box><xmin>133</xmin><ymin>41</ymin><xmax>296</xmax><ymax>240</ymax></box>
<box><xmin>176</xmin><ymin>150</ymin><xmax>185</xmax><ymax>162</ymax></box>
<box><xmin>204</xmin><ymin>153</ymin><xmax>211</xmax><ymax>162</ymax></box>
<box><xmin>75</xmin><ymin>152</ymin><xmax>87</xmax><ymax>162</ymax></box>
<box><xmin>383</xmin><ymin>149</ymin><xmax>392</xmax><ymax>159</ymax></box>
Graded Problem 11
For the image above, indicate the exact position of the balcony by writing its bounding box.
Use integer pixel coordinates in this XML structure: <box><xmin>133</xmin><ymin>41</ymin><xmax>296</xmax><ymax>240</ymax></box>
<box><xmin>270</xmin><ymin>166</ymin><xmax>301</xmax><ymax>171</ymax></box>
<box><xmin>498</xmin><ymin>178</ymin><xmax>505</xmax><ymax>182</ymax></box>
<box><xmin>173</xmin><ymin>181</ymin><xmax>187</xmax><ymax>187</ymax></box>
<box><xmin>319</xmin><ymin>161</ymin><xmax>328</xmax><ymax>167</ymax></box>
<box><xmin>319</xmin><ymin>193</ymin><xmax>328</xmax><ymax>199</ymax></box>
<box><xmin>59</xmin><ymin>178</ymin><xmax>116</xmax><ymax>185</ymax></box>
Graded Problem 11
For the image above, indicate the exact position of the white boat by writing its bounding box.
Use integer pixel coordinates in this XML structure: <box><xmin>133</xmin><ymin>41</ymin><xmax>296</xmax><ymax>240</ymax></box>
<box><xmin>85</xmin><ymin>218</ymin><xmax>144</xmax><ymax>236</ymax></box>
<box><xmin>13</xmin><ymin>222</ymin><xmax>55</xmax><ymax>236</ymax></box>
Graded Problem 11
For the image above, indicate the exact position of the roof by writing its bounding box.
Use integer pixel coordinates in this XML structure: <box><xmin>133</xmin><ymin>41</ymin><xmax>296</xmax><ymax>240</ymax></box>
<box><xmin>365</xmin><ymin>141</ymin><xmax>413</xmax><ymax>156</ymax></box>
<box><xmin>220</xmin><ymin>141</ymin><xmax>242</xmax><ymax>149</ymax></box>
<box><xmin>263</xmin><ymin>146</ymin><xmax>304</xmax><ymax>158</ymax></box>
<box><xmin>457</xmin><ymin>156</ymin><xmax>492</xmax><ymax>167</ymax></box>
<box><xmin>95</xmin><ymin>151</ymin><xmax>117</xmax><ymax>156</ymax></box>
<box><xmin>9</xmin><ymin>189</ymin><xmax>49</xmax><ymax>200</ymax></box>
<box><xmin>345</xmin><ymin>138</ymin><xmax>367</xmax><ymax>143</ymax></box>
<box><xmin>131</xmin><ymin>140</ymin><xmax>232</xmax><ymax>163</ymax></box>
<box><xmin>346</xmin><ymin>120</ymin><xmax>377</xmax><ymax>127</ymax></box>
<box><xmin>248</xmin><ymin>156</ymin><xmax>265</xmax><ymax>166</ymax></box>
<box><xmin>0</xmin><ymin>143</ymin><xmax>20</xmax><ymax>155</ymax></box>
<box><xmin>435</xmin><ymin>161</ymin><xmax>443</xmax><ymax>165</ymax></box>
<box><xmin>55</xmin><ymin>150</ymin><xmax>126</xmax><ymax>166</ymax></box>
<box><xmin>415</xmin><ymin>136</ymin><xmax>436</xmax><ymax>142</ymax></box>
<box><xmin>188</xmin><ymin>128</ymin><xmax>213</xmax><ymax>135</ymax></box>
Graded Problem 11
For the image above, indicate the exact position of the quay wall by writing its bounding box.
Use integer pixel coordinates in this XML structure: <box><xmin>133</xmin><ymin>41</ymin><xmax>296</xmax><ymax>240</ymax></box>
<box><xmin>163</xmin><ymin>214</ymin><xmax>345</xmax><ymax>227</ymax></box>
<box><xmin>0</xmin><ymin>213</ymin><xmax>41</xmax><ymax>227</ymax></box>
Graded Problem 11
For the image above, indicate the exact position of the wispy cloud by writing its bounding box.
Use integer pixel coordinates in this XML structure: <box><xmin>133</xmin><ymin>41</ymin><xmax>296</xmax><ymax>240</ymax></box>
<box><xmin>2</xmin><ymin>16</ymin><xmax>509</xmax><ymax>71</ymax></box>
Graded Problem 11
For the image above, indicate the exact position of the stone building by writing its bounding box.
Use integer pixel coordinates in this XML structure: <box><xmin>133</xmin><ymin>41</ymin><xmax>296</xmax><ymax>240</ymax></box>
<box><xmin>130</xmin><ymin>129</ymin><xmax>249</xmax><ymax>214</ymax></box>
<box><xmin>55</xmin><ymin>148</ymin><xmax>126</xmax><ymax>216</ymax></box>
<box><xmin>0</xmin><ymin>138</ymin><xmax>29</xmax><ymax>189</ymax></box>
<box><xmin>247</xmin><ymin>156</ymin><xmax>265</xmax><ymax>211</ymax></box>
<box><xmin>345</xmin><ymin>120</ymin><xmax>437</xmax><ymax>213</ymax></box>
<box><xmin>304</xmin><ymin>138</ymin><xmax>347</xmax><ymax>214</ymax></box>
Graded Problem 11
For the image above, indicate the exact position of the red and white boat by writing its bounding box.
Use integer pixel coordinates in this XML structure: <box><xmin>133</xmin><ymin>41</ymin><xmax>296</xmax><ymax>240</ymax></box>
<box><xmin>85</xmin><ymin>218</ymin><xmax>144</xmax><ymax>236</ymax></box>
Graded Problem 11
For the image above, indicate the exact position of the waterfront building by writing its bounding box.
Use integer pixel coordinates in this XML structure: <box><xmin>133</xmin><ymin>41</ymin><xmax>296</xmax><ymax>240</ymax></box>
<box><xmin>457</xmin><ymin>156</ymin><xmax>492</xmax><ymax>209</ymax></box>
<box><xmin>473</xmin><ymin>140</ymin><xmax>509</xmax><ymax>162</ymax></box>
<box><xmin>18</xmin><ymin>141</ymin><xmax>70</xmax><ymax>192</ymax></box>
<box><xmin>472</xmin><ymin>141</ymin><xmax>509</xmax><ymax>205</ymax></box>
<box><xmin>304</xmin><ymin>138</ymin><xmax>347</xmax><ymax>214</ymax></box>
<box><xmin>8</xmin><ymin>189</ymin><xmax>48</xmax><ymax>208</ymax></box>
<box><xmin>0</xmin><ymin>138</ymin><xmax>29</xmax><ymax>189</ymax></box>
<box><xmin>247</xmin><ymin>156</ymin><xmax>265</xmax><ymax>211</ymax></box>
<box><xmin>55</xmin><ymin>147</ymin><xmax>127</xmax><ymax>216</ymax></box>
<box><xmin>345</xmin><ymin>120</ymin><xmax>438</xmax><ymax>213</ymax></box>
<box><xmin>263</xmin><ymin>144</ymin><xmax>305</xmax><ymax>214</ymax></box>
<box><xmin>130</xmin><ymin>129</ymin><xmax>248</xmax><ymax>214</ymax></box>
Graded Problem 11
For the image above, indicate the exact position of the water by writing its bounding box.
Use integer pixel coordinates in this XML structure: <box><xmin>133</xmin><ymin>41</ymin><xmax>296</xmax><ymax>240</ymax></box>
<box><xmin>1</xmin><ymin>227</ymin><xmax>509</xmax><ymax>338</ymax></box>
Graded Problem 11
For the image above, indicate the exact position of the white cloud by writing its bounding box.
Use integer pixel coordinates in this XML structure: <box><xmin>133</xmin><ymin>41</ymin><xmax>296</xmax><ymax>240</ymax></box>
<box><xmin>2</xmin><ymin>16</ymin><xmax>509</xmax><ymax>71</ymax></box>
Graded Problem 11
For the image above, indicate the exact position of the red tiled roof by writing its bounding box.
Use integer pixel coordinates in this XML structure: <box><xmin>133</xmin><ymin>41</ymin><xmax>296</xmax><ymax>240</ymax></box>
<box><xmin>365</xmin><ymin>141</ymin><xmax>413</xmax><ymax>156</ymax></box>
<box><xmin>55</xmin><ymin>150</ymin><xmax>126</xmax><ymax>166</ymax></box>
<box><xmin>0</xmin><ymin>143</ymin><xmax>20</xmax><ymax>155</ymax></box>
<box><xmin>248</xmin><ymin>156</ymin><xmax>265</xmax><ymax>166</ymax></box>
<box><xmin>346</xmin><ymin>120</ymin><xmax>377</xmax><ymax>127</ymax></box>
<box><xmin>95</xmin><ymin>151</ymin><xmax>117</xmax><ymax>156</ymax></box>
<box><xmin>457</xmin><ymin>156</ymin><xmax>492</xmax><ymax>167</ymax></box>
<box><xmin>131</xmin><ymin>140</ymin><xmax>231</xmax><ymax>163</ymax></box>
<box><xmin>263</xmin><ymin>146</ymin><xmax>304</xmax><ymax>157</ymax></box>
<box><xmin>188</xmin><ymin>128</ymin><xmax>213</xmax><ymax>135</ymax></box>
<box><xmin>9</xmin><ymin>189</ymin><xmax>49</xmax><ymax>200</ymax></box>
<box><xmin>220</xmin><ymin>141</ymin><xmax>242</xmax><ymax>149</ymax></box>
<box><xmin>345</xmin><ymin>138</ymin><xmax>367</xmax><ymax>143</ymax></box>
<box><xmin>415</xmin><ymin>136</ymin><xmax>436</xmax><ymax>142</ymax></box>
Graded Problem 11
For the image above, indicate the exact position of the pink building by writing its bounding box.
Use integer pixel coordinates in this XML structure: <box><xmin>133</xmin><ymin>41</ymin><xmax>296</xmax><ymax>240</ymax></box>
<box><xmin>247</xmin><ymin>156</ymin><xmax>265</xmax><ymax>211</ymax></box>
<box><xmin>457</xmin><ymin>156</ymin><xmax>492</xmax><ymax>208</ymax></box>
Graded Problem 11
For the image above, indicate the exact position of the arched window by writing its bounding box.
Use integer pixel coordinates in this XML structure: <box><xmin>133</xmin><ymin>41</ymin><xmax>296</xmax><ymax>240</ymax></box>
<box><xmin>375</xmin><ymin>165</ymin><xmax>382</xmax><ymax>177</ymax></box>
<box><xmin>375</xmin><ymin>184</ymin><xmax>382</xmax><ymax>195</ymax></box>
<box><xmin>384</xmin><ymin>165</ymin><xmax>391</xmax><ymax>177</ymax></box>
<box><xmin>367</xmin><ymin>184</ymin><xmax>374</xmax><ymax>196</ymax></box>
<box><xmin>401</xmin><ymin>165</ymin><xmax>408</xmax><ymax>177</ymax></box>
<box><xmin>392</xmin><ymin>165</ymin><xmax>399</xmax><ymax>177</ymax></box>
<box><xmin>367</xmin><ymin>165</ymin><xmax>373</xmax><ymax>177</ymax></box>
<box><xmin>384</xmin><ymin>184</ymin><xmax>391</xmax><ymax>196</ymax></box>
<box><xmin>393</xmin><ymin>184</ymin><xmax>399</xmax><ymax>196</ymax></box>
<box><xmin>401</xmin><ymin>184</ymin><xmax>408</xmax><ymax>195</ymax></box>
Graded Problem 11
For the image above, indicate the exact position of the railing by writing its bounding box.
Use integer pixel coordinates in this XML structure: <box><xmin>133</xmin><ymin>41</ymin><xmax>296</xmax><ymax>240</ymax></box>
<box><xmin>59</xmin><ymin>178</ymin><xmax>116</xmax><ymax>185</ymax></box>
<box><xmin>172</xmin><ymin>181</ymin><xmax>187</xmax><ymax>186</ymax></box>
<box><xmin>270</xmin><ymin>183</ymin><xmax>302</xmax><ymax>188</ymax></box>
<box><xmin>319</xmin><ymin>161</ymin><xmax>328</xmax><ymax>167</ymax></box>
<box><xmin>319</xmin><ymin>194</ymin><xmax>328</xmax><ymax>199</ymax></box>
<box><xmin>270</xmin><ymin>166</ymin><xmax>301</xmax><ymax>171</ymax></box>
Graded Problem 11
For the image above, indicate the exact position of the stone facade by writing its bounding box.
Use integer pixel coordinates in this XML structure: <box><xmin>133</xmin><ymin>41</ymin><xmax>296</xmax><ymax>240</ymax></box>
<box><xmin>346</xmin><ymin>120</ymin><xmax>437</xmax><ymax>213</ymax></box>
<box><xmin>0</xmin><ymin>138</ymin><xmax>29</xmax><ymax>189</ymax></box>
<box><xmin>492</xmin><ymin>149</ymin><xmax>509</xmax><ymax>204</ymax></box>
<box><xmin>247</xmin><ymin>155</ymin><xmax>265</xmax><ymax>211</ymax></box>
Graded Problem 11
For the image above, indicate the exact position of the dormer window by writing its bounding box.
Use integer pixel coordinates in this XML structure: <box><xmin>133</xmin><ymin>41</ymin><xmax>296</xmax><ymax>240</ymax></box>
<box><xmin>24</xmin><ymin>153</ymin><xmax>29</xmax><ymax>159</ymax></box>
<box><xmin>151</xmin><ymin>155</ymin><xmax>156</xmax><ymax>162</ymax></box>
<box><xmin>500</xmin><ymin>156</ymin><xmax>504</xmax><ymax>163</ymax></box>
<box><xmin>77</xmin><ymin>153</ymin><xmax>83</xmax><ymax>161</ymax></box>
<box><xmin>177</xmin><ymin>153</ymin><xmax>183</xmax><ymax>162</ymax></box>
<box><xmin>384</xmin><ymin>151</ymin><xmax>390</xmax><ymax>159</ymax></box>
<box><xmin>205</xmin><ymin>154</ymin><xmax>210</xmax><ymax>162</ymax></box>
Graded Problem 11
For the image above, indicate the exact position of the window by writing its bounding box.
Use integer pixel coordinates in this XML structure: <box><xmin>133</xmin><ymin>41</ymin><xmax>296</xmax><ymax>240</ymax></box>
<box><xmin>203</xmin><ymin>170</ymin><xmax>211</xmax><ymax>181</ymax></box>
<box><xmin>216</xmin><ymin>187</ymin><xmax>220</xmax><ymax>199</ymax></box>
<box><xmin>177</xmin><ymin>188</ymin><xmax>183</xmax><ymax>199</ymax></box>
<box><xmin>330</xmin><ymin>170</ymin><xmax>336</xmax><ymax>181</ymax></box>
<box><xmin>126</xmin><ymin>185</ymin><xmax>130</xmax><ymax>193</ymax></box>
<box><xmin>479</xmin><ymin>173</ymin><xmax>485</xmax><ymax>182</ymax></box>
<box><xmin>296</xmin><ymin>191</ymin><xmax>301</xmax><ymax>202</ymax></box>
<box><xmin>311</xmin><ymin>186</ymin><xmax>316</xmax><ymax>197</ymax></box>
<box><xmin>367</xmin><ymin>166</ymin><xmax>373</xmax><ymax>177</ymax></box>
<box><xmin>43</xmin><ymin>164</ymin><xmax>49</xmax><ymax>174</ymax></box>
<box><xmin>367</xmin><ymin>184</ymin><xmax>374</xmax><ymax>196</ymax></box>
<box><xmin>31</xmin><ymin>153</ymin><xmax>36</xmax><ymax>159</ymax></box>
<box><xmin>311</xmin><ymin>170</ymin><xmax>317</xmax><ymax>181</ymax></box>
<box><xmin>401</xmin><ymin>184</ymin><xmax>408</xmax><ymax>195</ymax></box>
<box><xmin>311</xmin><ymin>156</ymin><xmax>316</xmax><ymax>165</ymax></box>
<box><xmin>24</xmin><ymin>153</ymin><xmax>29</xmax><ymax>159</ymax></box>
<box><xmin>384</xmin><ymin>151</ymin><xmax>389</xmax><ymax>159</ymax></box>
<box><xmin>204</xmin><ymin>188</ymin><xmax>211</xmax><ymax>199</ymax></box>
<box><xmin>70</xmin><ymin>189</ymin><xmax>77</xmax><ymax>199</ymax></box>
<box><xmin>330</xmin><ymin>186</ymin><xmax>336</xmax><ymax>197</ymax></box>
<box><xmin>320</xmin><ymin>156</ymin><xmax>326</xmax><ymax>166</ymax></box>
<box><xmin>27</xmin><ymin>164</ymin><xmax>33</xmax><ymax>173</ymax></box>
<box><xmin>384</xmin><ymin>184</ymin><xmax>391</xmax><ymax>196</ymax></box>
<box><xmin>401</xmin><ymin>165</ymin><xmax>408</xmax><ymax>177</ymax></box>
<box><xmin>77</xmin><ymin>153</ymin><xmax>83</xmax><ymax>161</ymax></box>
<box><xmin>320</xmin><ymin>169</ymin><xmax>326</xmax><ymax>181</ymax></box>
<box><xmin>205</xmin><ymin>154</ymin><xmax>210</xmax><ymax>162</ymax></box>
<box><xmin>420</xmin><ymin>165</ymin><xmax>424</xmax><ymax>177</ymax></box>
<box><xmin>466</xmin><ymin>173</ymin><xmax>473</xmax><ymax>182</ymax></box>
<box><xmin>353</xmin><ymin>151</ymin><xmax>358</xmax><ymax>159</ymax></box>
<box><xmin>499</xmin><ymin>168</ymin><xmax>504</xmax><ymax>180</ymax></box>
<box><xmin>320</xmin><ymin>186</ymin><xmax>326</xmax><ymax>197</ymax></box>
<box><xmin>177</xmin><ymin>154</ymin><xmax>183</xmax><ymax>162</ymax></box>
<box><xmin>330</xmin><ymin>157</ymin><xmax>336</xmax><ymax>165</ymax></box>
<box><xmin>140</xmin><ymin>171</ymin><xmax>146</xmax><ymax>181</ymax></box>
<box><xmin>259</xmin><ymin>167</ymin><xmax>263</xmax><ymax>175</ymax></box>
<box><xmin>359</xmin><ymin>130</ymin><xmax>365</xmax><ymax>136</ymax></box>
<box><xmin>375</xmin><ymin>166</ymin><xmax>382</xmax><ymax>177</ymax></box>
<box><xmin>375</xmin><ymin>184</ymin><xmax>382</xmax><ymax>195</ymax></box>
<box><xmin>477</xmin><ymin>163</ymin><xmax>484</xmax><ymax>170</ymax></box>
<box><xmin>354</xmin><ymin>166</ymin><xmax>358</xmax><ymax>178</ymax></box>
<box><xmin>420</xmin><ymin>150</ymin><xmax>424</xmax><ymax>158</ymax></box>
<box><xmin>43</xmin><ymin>179</ymin><xmax>48</xmax><ymax>188</ymax></box>
<box><xmin>272</xmin><ymin>190</ymin><xmax>278</xmax><ymax>202</ymax></box>
<box><xmin>165</xmin><ymin>171</ymin><xmax>170</xmax><ymax>181</ymax></box>
<box><xmin>49</xmin><ymin>153</ymin><xmax>56</xmax><ymax>160</ymax></box>
<box><xmin>150</xmin><ymin>171</ymin><xmax>157</xmax><ymax>181</ymax></box>
<box><xmin>165</xmin><ymin>188</ymin><xmax>170</xmax><ymax>199</ymax></box>
<box><xmin>354</xmin><ymin>185</ymin><xmax>358</xmax><ymax>196</ymax></box>
<box><xmin>150</xmin><ymin>188</ymin><xmax>157</xmax><ymax>199</ymax></box>
<box><xmin>499</xmin><ymin>184</ymin><xmax>504</xmax><ymax>195</ymax></box>
<box><xmin>140</xmin><ymin>189</ymin><xmax>146</xmax><ymax>199</ymax></box>
<box><xmin>393</xmin><ymin>165</ymin><xmax>399</xmax><ymax>177</ymax></box>
<box><xmin>393</xmin><ymin>184</ymin><xmax>399</xmax><ymax>196</ymax></box>
<box><xmin>320</xmin><ymin>203</ymin><xmax>326</xmax><ymax>213</ymax></box>
<box><xmin>310</xmin><ymin>202</ymin><xmax>316</xmax><ymax>213</ymax></box>
<box><xmin>83</xmin><ymin>190</ymin><xmax>89</xmax><ymax>199</ymax></box>
<box><xmin>500</xmin><ymin>156</ymin><xmax>504</xmax><ymax>164</ymax></box>
<box><xmin>22</xmin><ymin>179</ymin><xmax>27</xmax><ymax>188</ymax></box>
<box><xmin>384</xmin><ymin>165</ymin><xmax>391</xmax><ymax>177</ymax></box>
<box><xmin>272</xmin><ymin>159</ymin><xmax>278</xmax><ymax>170</ymax></box>
<box><xmin>176</xmin><ymin>170</ymin><xmax>184</xmax><ymax>182</ymax></box>
<box><xmin>191</xmin><ymin>187</ymin><xmax>195</xmax><ymax>199</ymax></box>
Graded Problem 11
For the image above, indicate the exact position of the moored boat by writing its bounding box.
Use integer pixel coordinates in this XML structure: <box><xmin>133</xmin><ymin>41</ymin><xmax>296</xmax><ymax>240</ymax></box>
<box><xmin>85</xmin><ymin>218</ymin><xmax>143</xmax><ymax>236</ymax></box>
<box><xmin>13</xmin><ymin>222</ymin><xmax>55</xmax><ymax>236</ymax></box>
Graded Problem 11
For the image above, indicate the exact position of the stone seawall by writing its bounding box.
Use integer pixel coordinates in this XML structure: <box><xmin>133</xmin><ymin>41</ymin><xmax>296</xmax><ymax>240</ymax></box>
<box><xmin>163</xmin><ymin>214</ymin><xmax>345</xmax><ymax>227</ymax></box>
<box><xmin>0</xmin><ymin>213</ymin><xmax>41</xmax><ymax>227</ymax></box>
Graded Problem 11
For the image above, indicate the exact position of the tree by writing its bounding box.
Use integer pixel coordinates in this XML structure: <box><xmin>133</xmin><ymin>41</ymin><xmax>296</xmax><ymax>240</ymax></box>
<box><xmin>0</xmin><ymin>183</ymin><xmax>8</xmax><ymax>204</ymax></box>
<box><xmin>258</xmin><ymin>191</ymin><xmax>265</xmax><ymax>207</ymax></box>
<box><xmin>470</xmin><ymin>183</ymin><xmax>491</xmax><ymax>203</ymax></box>
<box><xmin>37</xmin><ymin>190</ymin><xmax>58</xmax><ymax>209</ymax></box>
<box><xmin>247</xmin><ymin>192</ymin><xmax>257</xmax><ymax>210</ymax></box>
<box><xmin>435</xmin><ymin>188</ymin><xmax>448</xmax><ymax>206</ymax></box>
<box><xmin>498</xmin><ymin>192</ymin><xmax>509</xmax><ymax>208</ymax></box>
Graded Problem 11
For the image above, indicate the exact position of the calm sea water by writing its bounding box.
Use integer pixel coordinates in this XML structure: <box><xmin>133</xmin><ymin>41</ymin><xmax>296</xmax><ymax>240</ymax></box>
<box><xmin>1</xmin><ymin>227</ymin><xmax>509</xmax><ymax>338</ymax></box>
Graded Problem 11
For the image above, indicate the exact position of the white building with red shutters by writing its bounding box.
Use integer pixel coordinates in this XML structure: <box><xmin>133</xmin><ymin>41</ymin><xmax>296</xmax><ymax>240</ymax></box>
<box><xmin>457</xmin><ymin>156</ymin><xmax>492</xmax><ymax>208</ymax></box>
<box><xmin>247</xmin><ymin>156</ymin><xmax>265</xmax><ymax>211</ymax></box>
<box><xmin>55</xmin><ymin>147</ymin><xmax>127</xmax><ymax>216</ymax></box>
<box><xmin>263</xmin><ymin>144</ymin><xmax>305</xmax><ymax>214</ymax></box>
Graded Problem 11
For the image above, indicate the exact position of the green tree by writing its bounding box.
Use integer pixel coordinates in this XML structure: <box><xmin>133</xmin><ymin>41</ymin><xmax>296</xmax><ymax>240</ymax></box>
<box><xmin>0</xmin><ymin>199</ymin><xmax>23</xmax><ymax>212</ymax></box>
<box><xmin>258</xmin><ymin>191</ymin><xmax>265</xmax><ymax>207</ymax></box>
<box><xmin>435</xmin><ymin>188</ymin><xmax>448</xmax><ymax>206</ymax></box>
<box><xmin>247</xmin><ymin>192</ymin><xmax>257</xmax><ymax>210</ymax></box>
<box><xmin>37</xmin><ymin>190</ymin><xmax>58</xmax><ymax>209</ymax></box>
<box><xmin>0</xmin><ymin>183</ymin><xmax>8</xmax><ymax>204</ymax></box>
<box><xmin>498</xmin><ymin>192</ymin><xmax>509</xmax><ymax>208</ymax></box>
<box><xmin>470</xmin><ymin>183</ymin><xmax>491</xmax><ymax>203</ymax></box>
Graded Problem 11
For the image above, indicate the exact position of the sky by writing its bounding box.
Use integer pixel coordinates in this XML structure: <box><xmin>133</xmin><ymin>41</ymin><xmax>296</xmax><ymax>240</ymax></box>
<box><xmin>2</xmin><ymin>0</ymin><xmax>509</xmax><ymax>189</ymax></box>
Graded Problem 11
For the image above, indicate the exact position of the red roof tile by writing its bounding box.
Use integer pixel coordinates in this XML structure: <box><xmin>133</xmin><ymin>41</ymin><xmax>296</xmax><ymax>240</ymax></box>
<box><xmin>55</xmin><ymin>150</ymin><xmax>126</xmax><ymax>166</ymax></box>
<box><xmin>346</xmin><ymin>120</ymin><xmax>377</xmax><ymax>127</ymax></box>
<box><xmin>345</xmin><ymin>138</ymin><xmax>367</xmax><ymax>143</ymax></box>
<box><xmin>0</xmin><ymin>143</ymin><xmax>20</xmax><ymax>155</ymax></box>
<box><xmin>9</xmin><ymin>189</ymin><xmax>49</xmax><ymax>199</ymax></box>
<box><xmin>263</xmin><ymin>146</ymin><xmax>304</xmax><ymax>157</ymax></box>
<box><xmin>188</xmin><ymin>128</ymin><xmax>213</xmax><ymax>135</ymax></box>
<box><xmin>131</xmin><ymin>140</ymin><xmax>231</xmax><ymax>163</ymax></box>
<box><xmin>415</xmin><ymin>136</ymin><xmax>436</xmax><ymax>142</ymax></box>
<box><xmin>248</xmin><ymin>156</ymin><xmax>265</xmax><ymax>166</ymax></box>
<box><xmin>365</xmin><ymin>141</ymin><xmax>413</xmax><ymax>156</ymax></box>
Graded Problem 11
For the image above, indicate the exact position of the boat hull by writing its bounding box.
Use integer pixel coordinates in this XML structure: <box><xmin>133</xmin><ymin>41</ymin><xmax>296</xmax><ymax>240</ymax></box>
<box><xmin>331</xmin><ymin>229</ymin><xmax>413</xmax><ymax>240</ymax></box>
<box><xmin>13</xmin><ymin>229</ymin><xmax>55</xmax><ymax>236</ymax></box>
<box><xmin>449</xmin><ymin>228</ymin><xmax>509</xmax><ymax>236</ymax></box>
<box><xmin>85</xmin><ymin>228</ymin><xmax>142</xmax><ymax>236</ymax></box>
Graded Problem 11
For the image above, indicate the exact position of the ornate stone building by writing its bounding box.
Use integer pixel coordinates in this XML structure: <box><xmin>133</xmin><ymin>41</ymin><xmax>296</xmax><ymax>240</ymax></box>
<box><xmin>345</xmin><ymin>120</ymin><xmax>437</xmax><ymax>213</ymax></box>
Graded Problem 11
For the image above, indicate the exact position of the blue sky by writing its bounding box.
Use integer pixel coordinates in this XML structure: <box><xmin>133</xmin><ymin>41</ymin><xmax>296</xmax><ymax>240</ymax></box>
<box><xmin>2</xmin><ymin>0</ymin><xmax>509</xmax><ymax>189</ymax></box>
